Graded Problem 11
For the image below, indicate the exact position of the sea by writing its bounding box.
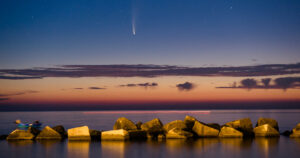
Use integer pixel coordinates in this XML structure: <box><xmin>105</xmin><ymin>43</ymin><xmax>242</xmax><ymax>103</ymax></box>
<box><xmin>0</xmin><ymin>109</ymin><xmax>300</xmax><ymax>158</ymax></box>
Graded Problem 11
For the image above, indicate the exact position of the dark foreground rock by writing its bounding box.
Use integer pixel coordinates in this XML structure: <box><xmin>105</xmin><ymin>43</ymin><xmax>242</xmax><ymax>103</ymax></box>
<box><xmin>256</xmin><ymin>118</ymin><xmax>279</xmax><ymax>131</ymax></box>
<box><xmin>254</xmin><ymin>124</ymin><xmax>280</xmax><ymax>137</ymax></box>
<box><xmin>0</xmin><ymin>135</ymin><xmax>8</xmax><ymax>140</ymax></box>
<box><xmin>101</xmin><ymin>129</ymin><xmax>129</xmax><ymax>140</ymax></box>
<box><xmin>163</xmin><ymin>120</ymin><xmax>187</xmax><ymax>132</ymax></box>
<box><xmin>68</xmin><ymin>126</ymin><xmax>91</xmax><ymax>140</ymax></box>
<box><xmin>52</xmin><ymin>125</ymin><xmax>67</xmax><ymax>138</ymax></box>
<box><xmin>192</xmin><ymin>121</ymin><xmax>219</xmax><ymax>137</ymax></box>
<box><xmin>219</xmin><ymin>126</ymin><xmax>243</xmax><ymax>138</ymax></box>
<box><xmin>141</xmin><ymin>118</ymin><xmax>164</xmax><ymax>138</ymax></box>
<box><xmin>166</xmin><ymin>128</ymin><xmax>193</xmax><ymax>139</ymax></box>
<box><xmin>136</xmin><ymin>121</ymin><xmax>143</xmax><ymax>130</ymax></box>
<box><xmin>290</xmin><ymin>123</ymin><xmax>300</xmax><ymax>138</ymax></box>
<box><xmin>7</xmin><ymin>129</ymin><xmax>35</xmax><ymax>140</ymax></box>
<box><xmin>89</xmin><ymin>129</ymin><xmax>101</xmax><ymax>140</ymax></box>
<box><xmin>128</xmin><ymin>130</ymin><xmax>147</xmax><ymax>140</ymax></box>
<box><xmin>225</xmin><ymin>118</ymin><xmax>253</xmax><ymax>137</ymax></box>
<box><xmin>113</xmin><ymin>117</ymin><xmax>138</xmax><ymax>131</ymax></box>
<box><xmin>184</xmin><ymin>115</ymin><xmax>197</xmax><ymax>130</ymax></box>
<box><xmin>36</xmin><ymin>126</ymin><xmax>62</xmax><ymax>139</ymax></box>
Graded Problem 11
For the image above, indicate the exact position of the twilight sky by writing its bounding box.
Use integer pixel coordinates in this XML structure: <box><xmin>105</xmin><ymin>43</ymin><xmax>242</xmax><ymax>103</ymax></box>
<box><xmin>0</xmin><ymin>0</ymin><xmax>299</xmax><ymax>110</ymax></box>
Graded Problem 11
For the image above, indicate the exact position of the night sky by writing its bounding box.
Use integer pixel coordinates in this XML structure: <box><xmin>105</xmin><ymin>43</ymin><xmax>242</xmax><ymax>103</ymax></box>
<box><xmin>0</xmin><ymin>0</ymin><xmax>299</xmax><ymax>110</ymax></box>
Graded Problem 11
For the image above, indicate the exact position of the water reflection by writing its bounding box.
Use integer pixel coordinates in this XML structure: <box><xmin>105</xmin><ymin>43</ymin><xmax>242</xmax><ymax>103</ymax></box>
<box><xmin>255</xmin><ymin>137</ymin><xmax>279</xmax><ymax>158</ymax></box>
<box><xmin>67</xmin><ymin>141</ymin><xmax>90</xmax><ymax>158</ymax></box>
<box><xmin>101</xmin><ymin>141</ymin><xmax>129</xmax><ymax>158</ymax></box>
<box><xmin>220</xmin><ymin>138</ymin><xmax>253</xmax><ymax>149</ymax></box>
<box><xmin>7</xmin><ymin>140</ymin><xmax>34</xmax><ymax>146</ymax></box>
<box><xmin>37</xmin><ymin>139</ymin><xmax>61</xmax><ymax>148</ymax></box>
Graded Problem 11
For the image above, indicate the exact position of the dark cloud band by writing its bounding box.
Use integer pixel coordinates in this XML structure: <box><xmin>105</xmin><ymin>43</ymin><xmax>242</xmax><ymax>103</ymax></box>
<box><xmin>0</xmin><ymin>63</ymin><xmax>299</xmax><ymax>80</ymax></box>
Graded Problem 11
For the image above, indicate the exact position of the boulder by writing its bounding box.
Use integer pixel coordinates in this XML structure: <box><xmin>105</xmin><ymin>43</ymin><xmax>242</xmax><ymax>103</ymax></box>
<box><xmin>141</xmin><ymin>118</ymin><xmax>164</xmax><ymax>136</ymax></box>
<box><xmin>101</xmin><ymin>129</ymin><xmax>129</xmax><ymax>140</ymax></box>
<box><xmin>28</xmin><ymin>127</ymin><xmax>41</xmax><ymax>136</ymax></box>
<box><xmin>157</xmin><ymin>134</ymin><xmax>166</xmax><ymax>140</ymax></box>
<box><xmin>7</xmin><ymin>129</ymin><xmax>34</xmax><ymax>140</ymax></box>
<box><xmin>52</xmin><ymin>125</ymin><xmax>67</xmax><ymax>138</ymax></box>
<box><xmin>163</xmin><ymin>120</ymin><xmax>187</xmax><ymax>132</ymax></box>
<box><xmin>192</xmin><ymin>121</ymin><xmax>219</xmax><ymax>137</ymax></box>
<box><xmin>89</xmin><ymin>129</ymin><xmax>101</xmax><ymax>140</ymax></box>
<box><xmin>128</xmin><ymin>130</ymin><xmax>147</xmax><ymax>140</ymax></box>
<box><xmin>281</xmin><ymin>130</ymin><xmax>292</xmax><ymax>136</ymax></box>
<box><xmin>254</xmin><ymin>124</ymin><xmax>280</xmax><ymax>137</ymax></box>
<box><xmin>166</xmin><ymin>128</ymin><xmax>193</xmax><ymax>139</ymax></box>
<box><xmin>290</xmin><ymin>123</ymin><xmax>300</xmax><ymax>138</ymax></box>
<box><xmin>256</xmin><ymin>118</ymin><xmax>279</xmax><ymax>131</ymax></box>
<box><xmin>113</xmin><ymin>117</ymin><xmax>137</xmax><ymax>131</ymax></box>
<box><xmin>68</xmin><ymin>126</ymin><xmax>91</xmax><ymax>140</ymax></box>
<box><xmin>207</xmin><ymin>123</ymin><xmax>221</xmax><ymax>131</ymax></box>
<box><xmin>184</xmin><ymin>115</ymin><xmax>197</xmax><ymax>130</ymax></box>
<box><xmin>0</xmin><ymin>135</ymin><xmax>8</xmax><ymax>140</ymax></box>
<box><xmin>136</xmin><ymin>121</ymin><xmax>143</xmax><ymax>130</ymax></box>
<box><xmin>36</xmin><ymin>126</ymin><xmax>62</xmax><ymax>139</ymax></box>
<box><xmin>225</xmin><ymin>118</ymin><xmax>253</xmax><ymax>137</ymax></box>
<box><xmin>219</xmin><ymin>126</ymin><xmax>243</xmax><ymax>138</ymax></box>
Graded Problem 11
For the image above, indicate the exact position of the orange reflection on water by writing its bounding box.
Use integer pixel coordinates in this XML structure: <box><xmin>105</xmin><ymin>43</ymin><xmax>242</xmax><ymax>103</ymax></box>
<box><xmin>67</xmin><ymin>141</ymin><xmax>90</xmax><ymax>158</ymax></box>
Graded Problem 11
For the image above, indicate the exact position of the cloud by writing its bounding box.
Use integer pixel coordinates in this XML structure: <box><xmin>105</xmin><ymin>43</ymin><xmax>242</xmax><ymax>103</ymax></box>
<box><xmin>0</xmin><ymin>90</ymin><xmax>39</xmax><ymax>97</ymax></box>
<box><xmin>274</xmin><ymin>77</ymin><xmax>300</xmax><ymax>89</ymax></box>
<box><xmin>176</xmin><ymin>82</ymin><xmax>196</xmax><ymax>91</ymax></box>
<box><xmin>88</xmin><ymin>87</ymin><xmax>106</xmax><ymax>90</ymax></box>
<box><xmin>240</xmin><ymin>78</ymin><xmax>258</xmax><ymax>89</ymax></box>
<box><xmin>216</xmin><ymin>77</ymin><xmax>300</xmax><ymax>90</ymax></box>
<box><xmin>0</xmin><ymin>63</ymin><xmax>299</xmax><ymax>80</ymax></box>
<box><xmin>120</xmin><ymin>82</ymin><xmax>158</xmax><ymax>88</ymax></box>
<box><xmin>0</xmin><ymin>98</ymin><xmax>9</xmax><ymax>101</ymax></box>
<box><xmin>74</xmin><ymin>88</ymin><xmax>83</xmax><ymax>90</ymax></box>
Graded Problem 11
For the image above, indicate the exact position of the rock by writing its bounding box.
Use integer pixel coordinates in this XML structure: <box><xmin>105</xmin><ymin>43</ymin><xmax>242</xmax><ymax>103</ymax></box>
<box><xmin>136</xmin><ymin>121</ymin><xmax>143</xmax><ymax>130</ymax></box>
<box><xmin>128</xmin><ymin>130</ymin><xmax>147</xmax><ymax>140</ymax></box>
<box><xmin>163</xmin><ymin>120</ymin><xmax>187</xmax><ymax>132</ymax></box>
<box><xmin>256</xmin><ymin>118</ymin><xmax>279</xmax><ymax>131</ymax></box>
<box><xmin>28</xmin><ymin>127</ymin><xmax>41</xmax><ymax>136</ymax></box>
<box><xmin>166</xmin><ymin>128</ymin><xmax>193</xmax><ymax>139</ymax></box>
<box><xmin>207</xmin><ymin>123</ymin><xmax>221</xmax><ymax>131</ymax></box>
<box><xmin>113</xmin><ymin>117</ymin><xmax>137</xmax><ymax>131</ymax></box>
<box><xmin>0</xmin><ymin>135</ymin><xmax>8</xmax><ymax>140</ymax></box>
<box><xmin>219</xmin><ymin>126</ymin><xmax>243</xmax><ymax>138</ymax></box>
<box><xmin>157</xmin><ymin>134</ymin><xmax>166</xmax><ymax>140</ymax></box>
<box><xmin>101</xmin><ymin>129</ymin><xmax>129</xmax><ymax>140</ymax></box>
<box><xmin>89</xmin><ymin>129</ymin><xmax>101</xmax><ymax>140</ymax></box>
<box><xmin>36</xmin><ymin>126</ymin><xmax>62</xmax><ymax>139</ymax></box>
<box><xmin>141</xmin><ymin>118</ymin><xmax>164</xmax><ymax>137</ymax></box>
<box><xmin>52</xmin><ymin>125</ymin><xmax>67</xmax><ymax>138</ymax></box>
<box><xmin>184</xmin><ymin>115</ymin><xmax>197</xmax><ymax>130</ymax></box>
<box><xmin>6</xmin><ymin>129</ymin><xmax>35</xmax><ymax>140</ymax></box>
<box><xmin>254</xmin><ymin>124</ymin><xmax>280</xmax><ymax>137</ymax></box>
<box><xmin>290</xmin><ymin>123</ymin><xmax>300</xmax><ymax>138</ymax></box>
<box><xmin>225</xmin><ymin>118</ymin><xmax>254</xmax><ymax>137</ymax></box>
<box><xmin>68</xmin><ymin>126</ymin><xmax>91</xmax><ymax>140</ymax></box>
<box><xmin>281</xmin><ymin>130</ymin><xmax>292</xmax><ymax>136</ymax></box>
<box><xmin>192</xmin><ymin>121</ymin><xmax>219</xmax><ymax>137</ymax></box>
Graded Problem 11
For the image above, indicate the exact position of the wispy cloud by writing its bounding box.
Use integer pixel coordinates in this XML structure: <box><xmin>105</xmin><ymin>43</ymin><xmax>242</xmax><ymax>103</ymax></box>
<box><xmin>216</xmin><ymin>77</ymin><xmax>300</xmax><ymax>90</ymax></box>
<box><xmin>0</xmin><ymin>90</ymin><xmax>39</xmax><ymax>97</ymax></box>
<box><xmin>0</xmin><ymin>63</ymin><xmax>299</xmax><ymax>80</ymax></box>
<box><xmin>176</xmin><ymin>82</ymin><xmax>196</xmax><ymax>91</ymax></box>
<box><xmin>74</xmin><ymin>88</ymin><xmax>84</xmax><ymax>90</ymax></box>
<box><xmin>88</xmin><ymin>87</ymin><xmax>106</xmax><ymax>90</ymax></box>
<box><xmin>0</xmin><ymin>90</ymin><xmax>39</xmax><ymax>101</ymax></box>
<box><xmin>120</xmin><ymin>82</ymin><xmax>158</xmax><ymax>88</ymax></box>
<box><xmin>0</xmin><ymin>98</ymin><xmax>9</xmax><ymax>101</ymax></box>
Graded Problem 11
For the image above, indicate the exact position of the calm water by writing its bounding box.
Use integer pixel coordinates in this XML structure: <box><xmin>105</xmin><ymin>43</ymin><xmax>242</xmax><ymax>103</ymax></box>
<box><xmin>0</xmin><ymin>110</ymin><xmax>300</xmax><ymax>158</ymax></box>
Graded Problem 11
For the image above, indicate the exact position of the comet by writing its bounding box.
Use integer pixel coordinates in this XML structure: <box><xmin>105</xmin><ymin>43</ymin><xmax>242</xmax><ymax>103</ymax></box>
<box><xmin>132</xmin><ymin>14</ymin><xmax>136</xmax><ymax>35</ymax></box>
